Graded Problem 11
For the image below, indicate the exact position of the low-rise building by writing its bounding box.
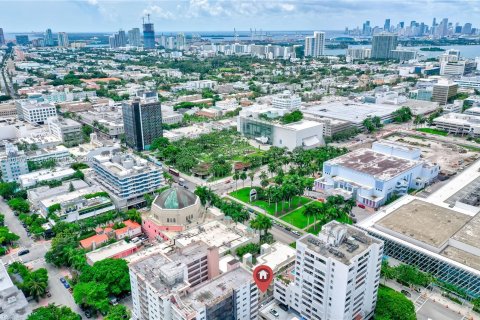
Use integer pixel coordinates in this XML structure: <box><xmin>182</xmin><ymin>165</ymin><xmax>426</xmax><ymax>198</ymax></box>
<box><xmin>237</xmin><ymin>105</ymin><xmax>324</xmax><ymax>150</ymax></box>
<box><xmin>27</xmin><ymin>179</ymin><xmax>89</xmax><ymax>209</ymax></box>
<box><xmin>0</xmin><ymin>263</ymin><xmax>30</xmax><ymax>320</ymax></box>
<box><xmin>302</xmin><ymin>101</ymin><xmax>400</xmax><ymax>129</ymax></box>
<box><xmin>433</xmin><ymin>112</ymin><xmax>480</xmax><ymax>136</ymax></box>
<box><xmin>15</xmin><ymin>100</ymin><xmax>57</xmax><ymax>124</ymax></box>
<box><xmin>86</xmin><ymin>240</ymin><xmax>138</xmax><ymax>265</ymax></box>
<box><xmin>19</xmin><ymin>167</ymin><xmax>75</xmax><ymax>188</ymax></box>
<box><xmin>314</xmin><ymin>140</ymin><xmax>439</xmax><ymax>208</ymax></box>
<box><xmin>39</xmin><ymin>186</ymin><xmax>114</xmax><ymax>222</ymax></box>
<box><xmin>47</xmin><ymin>117</ymin><xmax>83</xmax><ymax>146</ymax></box>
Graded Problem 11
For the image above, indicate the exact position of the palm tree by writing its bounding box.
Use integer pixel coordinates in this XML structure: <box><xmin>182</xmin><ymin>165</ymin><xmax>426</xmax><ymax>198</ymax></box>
<box><xmin>303</xmin><ymin>203</ymin><xmax>317</xmax><ymax>228</ymax></box>
<box><xmin>233</xmin><ymin>172</ymin><xmax>239</xmax><ymax>191</ymax></box>
<box><xmin>248</xmin><ymin>171</ymin><xmax>255</xmax><ymax>188</ymax></box>
<box><xmin>26</xmin><ymin>272</ymin><xmax>48</xmax><ymax>302</ymax></box>
<box><xmin>267</xmin><ymin>162</ymin><xmax>276</xmax><ymax>178</ymax></box>
<box><xmin>240</xmin><ymin>171</ymin><xmax>247</xmax><ymax>188</ymax></box>
<box><xmin>259</xmin><ymin>171</ymin><xmax>268</xmax><ymax>181</ymax></box>
<box><xmin>258</xmin><ymin>214</ymin><xmax>273</xmax><ymax>237</ymax></box>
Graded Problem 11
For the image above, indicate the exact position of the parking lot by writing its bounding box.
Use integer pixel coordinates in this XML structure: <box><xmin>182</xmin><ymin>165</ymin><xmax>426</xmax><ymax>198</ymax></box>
<box><xmin>259</xmin><ymin>301</ymin><xmax>299</xmax><ymax>320</ymax></box>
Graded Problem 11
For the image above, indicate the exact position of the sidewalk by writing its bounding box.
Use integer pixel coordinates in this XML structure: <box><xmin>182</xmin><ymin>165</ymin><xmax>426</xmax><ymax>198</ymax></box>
<box><xmin>225</xmin><ymin>194</ymin><xmax>306</xmax><ymax>234</ymax></box>
<box><xmin>383</xmin><ymin>278</ymin><xmax>480</xmax><ymax>320</ymax></box>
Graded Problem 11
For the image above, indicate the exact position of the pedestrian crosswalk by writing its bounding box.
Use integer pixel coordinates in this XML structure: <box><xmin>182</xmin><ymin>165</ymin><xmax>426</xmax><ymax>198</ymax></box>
<box><xmin>414</xmin><ymin>294</ymin><xmax>428</xmax><ymax>312</ymax></box>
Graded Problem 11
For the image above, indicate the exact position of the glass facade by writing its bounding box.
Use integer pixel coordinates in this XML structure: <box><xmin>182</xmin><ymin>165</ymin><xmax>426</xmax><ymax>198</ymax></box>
<box><xmin>122</xmin><ymin>100</ymin><xmax>163</xmax><ymax>151</ymax></box>
<box><xmin>366</xmin><ymin>230</ymin><xmax>480</xmax><ymax>299</ymax></box>
<box><xmin>239</xmin><ymin>118</ymin><xmax>274</xmax><ymax>144</ymax></box>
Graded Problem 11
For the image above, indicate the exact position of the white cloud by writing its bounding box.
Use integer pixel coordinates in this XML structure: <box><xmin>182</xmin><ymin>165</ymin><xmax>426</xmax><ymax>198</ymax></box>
<box><xmin>143</xmin><ymin>5</ymin><xmax>175</xmax><ymax>20</ymax></box>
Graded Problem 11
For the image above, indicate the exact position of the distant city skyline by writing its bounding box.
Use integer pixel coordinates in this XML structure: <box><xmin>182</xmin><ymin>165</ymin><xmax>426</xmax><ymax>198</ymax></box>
<box><xmin>0</xmin><ymin>0</ymin><xmax>479</xmax><ymax>33</ymax></box>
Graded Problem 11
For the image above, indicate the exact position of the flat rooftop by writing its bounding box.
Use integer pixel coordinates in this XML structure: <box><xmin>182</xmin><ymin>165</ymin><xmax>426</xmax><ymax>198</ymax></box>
<box><xmin>441</xmin><ymin>246</ymin><xmax>480</xmax><ymax>271</ymax></box>
<box><xmin>375</xmin><ymin>199</ymin><xmax>471</xmax><ymax>249</ymax></box>
<box><xmin>299</xmin><ymin>221</ymin><xmax>381</xmax><ymax>265</ymax></box>
<box><xmin>327</xmin><ymin>148</ymin><xmax>420</xmax><ymax>181</ymax></box>
<box><xmin>174</xmin><ymin>220</ymin><xmax>252</xmax><ymax>256</ymax></box>
<box><xmin>185</xmin><ymin>267</ymin><xmax>252</xmax><ymax>309</ymax></box>
<box><xmin>303</xmin><ymin>101</ymin><xmax>398</xmax><ymax>124</ymax></box>
<box><xmin>86</xmin><ymin>240</ymin><xmax>137</xmax><ymax>264</ymax></box>
<box><xmin>451</xmin><ymin>213</ymin><xmax>480</xmax><ymax>250</ymax></box>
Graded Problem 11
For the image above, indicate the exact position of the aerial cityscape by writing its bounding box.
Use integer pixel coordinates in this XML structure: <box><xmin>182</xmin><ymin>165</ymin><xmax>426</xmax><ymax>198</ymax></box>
<box><xmin>1</xmin><ymin>0</ymin><xmax>480</xmax><ymax>320</ymax></box>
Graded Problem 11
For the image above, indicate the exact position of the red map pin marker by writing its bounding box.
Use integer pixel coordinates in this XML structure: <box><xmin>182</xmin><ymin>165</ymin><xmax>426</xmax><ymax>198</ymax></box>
<box><xmin>253</xmin><ymin>265</ymin><xmax>273</xmax><ymax>293</ymax></box>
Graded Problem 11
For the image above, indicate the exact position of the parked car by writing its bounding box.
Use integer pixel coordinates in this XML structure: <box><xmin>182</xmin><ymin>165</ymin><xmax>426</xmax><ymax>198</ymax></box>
<box><xmin>46</xmin><ymin>290</ymin><xmax>51</xmax><ymax>297</ymax></box>
<box><xmin>63</xmin><ymin>282</ymin><xmax>70</xmax><ymax>289</ymax></box>
<box><xmin>279</xmin><ymin>303</ymin><xmax>288</xmax><ymax>311</ymax></box>
<box><xmin>18</xmin><ymin>249</ymin><xmax>30</xmax><ymax>256</ymax></box>
<box><xmin>84</xmin><ymin>310</ymin><xmax>92</xmax><ymax>318</ymax></box>
<box><xmin>401</xmin><ymin>289</ymin><xmax>412</xmax><ymax>297</ymax></box>
<box><xmin>269</xmin><ymin>309</ymin><xmax>280</xmax><ymax>318</ymax></box>
<box><xmin>59</xmin><ymin>277</ymin><xmax>67</xmax><ymax>284</ymax></box>
<box><xmin>357</xmin><ymin>204</ymin><xmax>366</xmax><ymax>209</ymax></box>
<box><xmin>292</xmin><ymin>231</ymin><xmax>301</xmax><ymax>236</ymax></box>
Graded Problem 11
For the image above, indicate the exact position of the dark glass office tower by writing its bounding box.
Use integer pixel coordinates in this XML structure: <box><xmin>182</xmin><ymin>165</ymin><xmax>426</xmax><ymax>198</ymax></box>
<box><xmin>122</xmin><ymin>95</ymin><xmax>162</xmax><ymax>151</ymax></box>
<box><xmin>143</xmin><ymin>14</ymin><xmax>155</xmax><ymax>49</ymax></box>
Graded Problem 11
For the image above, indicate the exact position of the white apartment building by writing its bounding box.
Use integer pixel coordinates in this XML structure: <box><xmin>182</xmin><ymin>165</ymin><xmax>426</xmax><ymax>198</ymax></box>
<box><xmin>305</xmin><ymin>31</ymin><xmax>325</xmax><ymax>57</ymax></box>
<box><xmin>0</xmin><ymin>263</ymin><xmax>30</xmax><ymax>319</ymax></box>
<box><xmin>274</xmin><ymin>221</ymin><xmax>383</xmax><ymax>320</ymax></box>
<box><xmin>91</xmin><ymin>152</ymin><xmax>163</xmax><ymax>208</ymax></box>
<box><xmin>272</xmin><ymin>90</ymin><xmax>302</xmax><ymax>110</ymax></box>
<box><xmin>0</xmin><ymin>143</ymin><xmax>29</xmax><ymax>183</ymax></box>
<box><xmin>15</xmin><ymin>100</ymin><xmax>57</xmax><ymax>124</ymax></box>
<box><xmin>129</xmin><ymin>241</ymin><xmax>259</xmax><ymax>320</ymax></box>
<box><xmin>346</xmin><ymin>47</ymin><xmax>371</xmax><ymax>61</ymax></box>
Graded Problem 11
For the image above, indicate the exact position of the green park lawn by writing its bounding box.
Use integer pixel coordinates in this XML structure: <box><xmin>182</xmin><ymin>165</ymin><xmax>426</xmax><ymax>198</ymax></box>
<box><xmin>415</xmin><ymin>128</ymin><xmax>448</xmax><ymax>136</ymax></box>
<box><xmin>229</xmin><ymin>187</ymin><xmax>311</xmax><ymax>216</ymax></box>
<box><xmin>280</xmin><ymin>206</ymin><xmax>311</xmax><ymax>229</ymax></box>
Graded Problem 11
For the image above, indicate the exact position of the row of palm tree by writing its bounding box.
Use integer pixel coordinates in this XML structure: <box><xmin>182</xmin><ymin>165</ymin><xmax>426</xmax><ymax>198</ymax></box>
<box><xmin>249</xmin><ymin>214</ymin><xmax>273</xmax><ymax>237</ymax></box>
<box><xmin>302</xmin><ymin>195</ymin><xmax>356</xmax><ymax>231</ymax></box>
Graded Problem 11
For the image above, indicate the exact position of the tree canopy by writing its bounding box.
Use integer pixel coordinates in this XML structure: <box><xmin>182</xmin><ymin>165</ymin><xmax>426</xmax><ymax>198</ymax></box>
<box><xmin>27</xmin><ymin>304</ymin><xmax>81</xmax><ymax>320</ymax></box>
<box><xmin>374</xmin><ymin>286</ymin><xmax>416</xmax><ymax>320</ymax></box>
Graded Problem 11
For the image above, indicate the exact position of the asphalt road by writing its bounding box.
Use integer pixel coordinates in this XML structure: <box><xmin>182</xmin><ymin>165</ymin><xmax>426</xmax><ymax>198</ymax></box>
<box><xmin>417</xmin><ymin>300</ymin><xmax>465</xmax><ymax>320</ymax></box>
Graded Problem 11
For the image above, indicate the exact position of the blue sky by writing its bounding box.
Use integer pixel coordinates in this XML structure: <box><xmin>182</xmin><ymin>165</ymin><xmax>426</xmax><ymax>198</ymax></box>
<box><xmin>1</xmin><ymin>0</ymin><xmax>479</xmax><ymax>33</ymax></box>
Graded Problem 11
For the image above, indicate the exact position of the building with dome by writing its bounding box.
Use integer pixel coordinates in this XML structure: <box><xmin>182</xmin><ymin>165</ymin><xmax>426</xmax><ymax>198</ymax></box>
<box><xmin>142</xmin><ymin>187</ymin><xmax>203</xmax><ymax>240</ymax></box>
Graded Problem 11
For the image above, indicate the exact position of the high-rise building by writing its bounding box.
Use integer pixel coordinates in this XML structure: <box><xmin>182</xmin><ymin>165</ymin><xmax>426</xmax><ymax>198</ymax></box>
<box><xmin>143</xmin><ymin>14</ymin><xmax>155</xmax><ymax>49</ymax></box>
<box><xmin>57</xmin><ymin>32</ymin><xmax>69</xmax><ymax>47</ymax></box>
<box><xmin>362</xmin><ymin>20</ymin><xmax>371</xmax><ymax>35</ymax></box>
<box><xmin>304</xmin><ymin>31</ymin><xmax>325</xmax><ymax>57</ymax></box>
<box><xmin>15</xmin><ymin>35</ymin><xmax>29</xmax><ymax>46</ymax></box>
<box><xmin>129</xmin><ymin>241</ymin><xmax>259</xmax><ymax>320</ymax></box>
<box><xmin>384</xmin><ymin>18</ymin><xmax>391</xmax><ymax>32</ymax></box>
<box><xmin>109</xmin><ymin>30</ymin><xmax>127</xmax><ymax>48</ymax></box>
<box><xmin>128</xmin><ymin>28</ymin><xmax>141</xmax><ymax>47</ymax></box>
<box><xmin>117</xmin><ymin>30</ymin><xmax>127</xmax><ymax>47</ymax></box>
<box><xmin>0</xmin><ymin>28</ymin><xmax>5</xmax><ymax>45</ymax></box>
<box><xmin>274</xmin><ymin>221</ymin><xmax>384</xmax><ymax>320</ymax></box>
<box><xmin>371</xmin><ymin>32</ymin><xmax>398</xmax><ymax>59</ymax></box>
<box><xmin>44</xmin><ymin>28</ymin><xmax>54</xmax><ymax>46</ymax></box>
<box><xmin>463</xmin><ymin>23</ymin><xmax>473</xmax><ymax>35</ymax></box>
<box><xmin>176</xmin><ymin>32</ymin><xmax>186</xmax><ymax>50</ymax></box>
<box><xmin>122</xmin><ymin>91</ymin><xmax>162</xmax><ymax>151</ymax></box>
<box><xmin>432</xmin><ymin>80</ymin><xmax>459</xmax><ymax>105</ymax></box>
